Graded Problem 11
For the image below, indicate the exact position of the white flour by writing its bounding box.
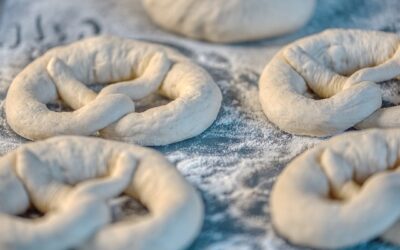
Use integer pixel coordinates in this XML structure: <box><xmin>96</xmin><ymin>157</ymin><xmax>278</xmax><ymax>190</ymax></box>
<box><xmin>0</xmin><ymin>0</ymin><xmax>399</xmax><ymax>249</ymax></box>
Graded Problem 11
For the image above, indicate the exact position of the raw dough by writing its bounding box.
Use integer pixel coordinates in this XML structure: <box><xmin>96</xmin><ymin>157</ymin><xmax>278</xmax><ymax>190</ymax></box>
<box><xmin>141</xmin><ymin>0</ymin><xmax>316</xmax><ymax>43</ymax></box>
<box><xmin>5</xmin><ymin>36</ymin><xmax>222</xmax><ymax>146</ymax></box>
<box><xmin>0</xmin><ymin>136</ymin><xmax>203</xmax><ymax>250</ymax></box>
<box><xmin>259</xmin><ymin>29</ymin><xmax>400</xmax><ymax>137</ymax></box>
<box><xmin>271</xmin><ymin>129</ymin><xmax>400</xmax><ymax>249</ymax></box>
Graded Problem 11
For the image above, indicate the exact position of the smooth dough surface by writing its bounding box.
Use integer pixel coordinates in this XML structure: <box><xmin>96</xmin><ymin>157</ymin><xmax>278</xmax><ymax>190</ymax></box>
<box><xmin>0</xmin><ymin>136</ymin><xmax>203</xmax><ymax>250</ymax></box>
<box><xmin>141</xmin><ymin>0</ymin><xmax>316</xmax><ymax>43</ymax></box>
<box><xmin>259</xmin><ymin>29</ymin><xmax>400</xmax><ymax>137</ymax></box>
<box><xmin>5</xmin><ymin>36</ymin><xmax>222</xmax><ymax>146</ymax></box>
<box><xmin>271</xmin><ymin>129</ymin><xmax>400</xmax><ymax>249</ymax></box>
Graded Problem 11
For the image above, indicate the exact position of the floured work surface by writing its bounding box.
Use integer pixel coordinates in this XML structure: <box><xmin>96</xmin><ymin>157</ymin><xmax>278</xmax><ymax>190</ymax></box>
<box><xmin>1</xmin><ymin>0</ymin><xmax>400</xmax><ymax>249</ymax></box>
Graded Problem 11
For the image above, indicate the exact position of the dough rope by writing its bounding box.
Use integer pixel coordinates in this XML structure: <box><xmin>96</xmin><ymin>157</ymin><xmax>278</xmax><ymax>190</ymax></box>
<box><xmin>5</xmin><ymin>36</ymin><xmax>222</xmax><ymax>146</ymax></box>
<box><xmin>0</xmin><ymin>136</ymin><xmax>203</xmax><ymax>250</ymax></box>
<box><xmin>271</xmin><ymin>129</ymin><xmax>400</xmax><ymax>249</ymax></box>
<box><xmin>259</xmin><ymin>29</ymin><xmax>400</xmax><ymax>137</ymax></box>
<box><xmin>141</xmin><ymin>0</ymin><xmax>316</xmax><ymax>43</ymax></box>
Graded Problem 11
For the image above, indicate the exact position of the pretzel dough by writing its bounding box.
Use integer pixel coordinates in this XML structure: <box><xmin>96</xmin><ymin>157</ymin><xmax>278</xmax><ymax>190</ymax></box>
<box><xmin>259</xmin><ymin>29</ymin><xmax>400</xmax><ymax>137</ymax></box>
<box><xmin>271</xmin><ymin>129</ymin><xmax>400</xmax><ymax>249</ymax></box>
<box><xmin>5</xmin><ymin>36</ymin><xmax>222</xmax><ymax>145</ymax></box>
<box><xmin>0</xmin><ymin>136</ymin><xmax>203</xmax><ymax>250</ymax></box>
<box><xmin>141</xmin><ymin>0</ymin><xmax>316</xmax><ymax>43</ymax></box>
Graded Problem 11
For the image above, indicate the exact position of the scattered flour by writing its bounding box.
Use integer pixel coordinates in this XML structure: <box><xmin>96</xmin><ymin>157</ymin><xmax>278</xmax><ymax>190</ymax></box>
<box><xmin>0</xmin><ymin>0</ymin><xmax>399</xmax><ymax>249</ymax></box>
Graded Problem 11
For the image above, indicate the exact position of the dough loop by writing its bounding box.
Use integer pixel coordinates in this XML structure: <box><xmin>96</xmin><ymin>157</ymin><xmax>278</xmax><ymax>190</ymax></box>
<box><xmin>141</xmin><ymin>0</ymin><xmax>316</xmax><ymax>43</ymax></box>
<box><xmin>0</xmin><ymin>136</ymin><xmax>203</xmax><ymax>250</ymax></box>
<box><xmin>6</xmin><ymin>36</ymin><xmax>222</xmax><ymax>145</ymax></box>
<box><xmin>271</xmin><ymin>129</ymin><xmax>400</xmax><ymax>249</ymax></box>
<box><xmin>259</xmin><ymin>29</ymin><xmax>400</xmax><ymax>137</ymax></box>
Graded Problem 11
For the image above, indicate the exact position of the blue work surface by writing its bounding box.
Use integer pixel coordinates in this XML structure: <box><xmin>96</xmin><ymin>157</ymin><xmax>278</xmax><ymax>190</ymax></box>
<box><xmin>0</xmin><ymin>0</ymin><xmax>399</xmax><ymax>249</ymax></box>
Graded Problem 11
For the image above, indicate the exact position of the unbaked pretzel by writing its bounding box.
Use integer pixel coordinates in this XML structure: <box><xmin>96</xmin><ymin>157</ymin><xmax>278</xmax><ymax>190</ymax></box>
<box><xmin>259</xmin><ymin>29</ymin><xmax>400</xmax><ymax>137</ymax></box>
<box><xmin>5</xmin><ymin>36</ymin><xmax>222</xmax><ymax>146</ymax></box>
<box><xmin>271</xmin><ymin>129</ymin><xmax>400</xmax><ymax>248</ymax></box>
<box><xmin>141</xmin><ymin>0</ymin><xmax>316</xmax><ymax>43</ymax></box>
<box><xmin>0</xmin><ymin>136</ymin><xmax>203</xmax><ymax>250</ymax></box>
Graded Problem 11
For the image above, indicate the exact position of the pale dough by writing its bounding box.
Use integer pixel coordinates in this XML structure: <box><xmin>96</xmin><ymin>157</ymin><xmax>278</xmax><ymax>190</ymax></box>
<box><xmin>5</xmin><ymin>36</ymin><xmax>222</xmax><ymax>146</ymax></box>
<box><xmin>0</xmin><ymin>136</ymin><xmax>203</xmax><ymax>250</ymax></box>
<box><xmin>271</xmin><ymin>129</ymin><xmax>400</xmax><ymax>249</ymax></box>
<box><xmin>259</xmin><ymin>29</ymin><xmax>400</xmax><ymax>137</ymax></box>
<box><xmin>141</xmin><ymin>0</ymin><xmax>316</xmax><ymax>43</ymax></box>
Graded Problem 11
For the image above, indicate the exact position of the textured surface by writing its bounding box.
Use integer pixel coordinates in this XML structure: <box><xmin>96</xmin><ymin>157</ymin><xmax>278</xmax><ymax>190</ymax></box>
<box><xmin>141</xmin><ymin>0</ymin><xmax>316</xmax><ymax>43</ymax></box>
<box><xmin>260</xmin><ymin>29</ymin><xmax>400</xmax><ymax>137</ymax></box>
<box><xmin>1</xmin><ymin>0</ymin><xmax>400</xmax><ymax>249</ymax></box>
<box><xmin>0</xmin><ymin>136</ymin><xmax>203</xmax><ymax>250</ymax></box>
<box><xmin>5</xmin><ymin>36</ymin><xmax>222</xmax><ymax>146</ymax></box>
<box><xmin>271</xmin><ymin>129</ymin><xmax>400</xmax><ymax>248</ymax></box>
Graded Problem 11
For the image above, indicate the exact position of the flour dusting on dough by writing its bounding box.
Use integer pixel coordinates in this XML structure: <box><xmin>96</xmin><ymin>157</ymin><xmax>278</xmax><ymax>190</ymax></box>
<box><xmin>0</xmin><ymin>0</ymin><xmax>400</xmax><ymax>249</ymax></box>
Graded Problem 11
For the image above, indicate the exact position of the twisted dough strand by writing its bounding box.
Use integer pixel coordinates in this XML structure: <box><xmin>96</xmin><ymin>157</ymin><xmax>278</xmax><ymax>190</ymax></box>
<box><xmin>259</xmin><ymin>29</ymin><xmax>400</xmax><ymax>136</ymax></box>
<box><xmin>271</xmin><ymin>129</ymin><xmax>400</xmax><ymax>248</ymax></box>
<box><xmin>0</xmin><ymin>136</ymin><xmax>203</xmax><ymax>250</ymax></box>
<box><xmin>6</xmin><ymin>36</ymin><xmax>222</xmax><ymax>145</ymax></box>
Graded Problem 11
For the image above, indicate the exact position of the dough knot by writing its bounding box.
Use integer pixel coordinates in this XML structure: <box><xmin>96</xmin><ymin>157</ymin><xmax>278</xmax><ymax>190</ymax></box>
<box><xmin>0</xmin><ymin>136</ymin><xmax>203</xmax><ymax>250</ymax></box>
<box><xmin>259</xmin><ymin>29</ymin><xmax>400</xmax><ymax>137</ymax></box>
<box><xmin>5</xmin><ymin>36</ymin><xmax>222</xmax><ymax>146</ymax></box>
<box><xmin>271</xmin><ymin>129</ymin><xmax>400</xmax><ymax>248</ymax></box>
